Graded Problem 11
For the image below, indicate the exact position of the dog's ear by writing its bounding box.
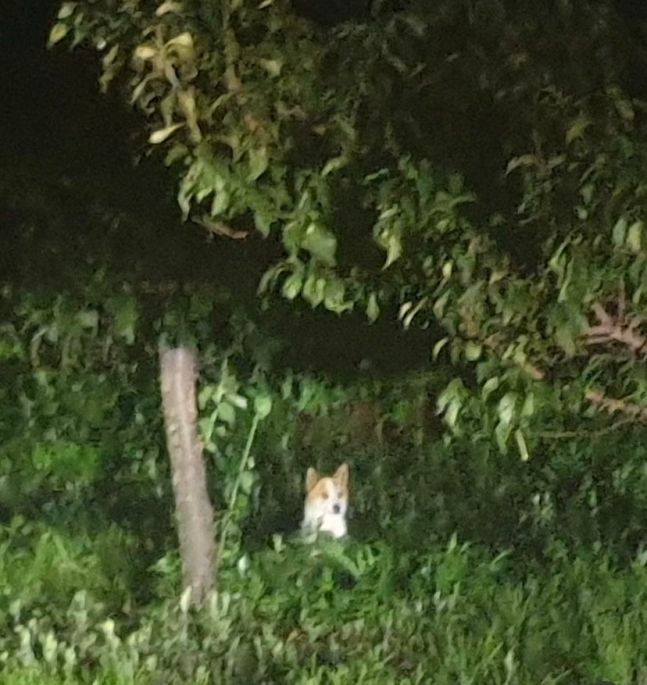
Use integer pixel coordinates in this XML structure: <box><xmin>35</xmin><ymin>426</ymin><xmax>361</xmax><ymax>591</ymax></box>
<box><xmin>333</xmin><ymin>463</ymin><xmax>349</xmax><ymax>489</ymax></box>
<box><xmin>306</xmin><ymin>467</ymin><xmax>319</xmax><ymax>492</ymax></box>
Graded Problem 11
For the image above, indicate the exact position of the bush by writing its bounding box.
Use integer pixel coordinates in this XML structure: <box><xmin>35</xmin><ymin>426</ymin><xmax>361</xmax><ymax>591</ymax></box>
<box><xmin>1</xmin><ymin>268</ymin><xmax>646</xmax><ymax>683</ymax></box>
<box><xmin>0</xmin><ymin>529</ymin><xmax>645</xmax><ymax>684</ymax></box>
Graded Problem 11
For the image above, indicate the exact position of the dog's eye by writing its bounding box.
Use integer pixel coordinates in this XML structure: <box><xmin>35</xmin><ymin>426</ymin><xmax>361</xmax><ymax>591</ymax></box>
<box><xmin>321</xmin><ymin>492</ymin><xmax>329</xmax><ymax>499</ymax></box>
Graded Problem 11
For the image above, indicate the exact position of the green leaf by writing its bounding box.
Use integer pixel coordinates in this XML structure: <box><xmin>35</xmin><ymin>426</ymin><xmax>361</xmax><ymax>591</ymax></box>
<box><xmin>48</xmin><ymin>23</ymin><xmax>69</xmax><ymax>46</ymax></box>
<box><xmin>226</xmin><ymin>393</ymin><xmax>248</xmax><ymax>410</ymax></box>
<box><xmin>254</xmin><ymin>210</ymin><xmax>272</xmax><ymax>237</ymax></box>
<box><xmin>612</xmin><ymin>217</ymin><xmax>627</xmax><ymax>247</ymax></box>
<box><xmin>497</xmin><ymin>392</ymin><xmax>517</xmax><ymax>427</ymax></box>
<box><xmin>481</xmin><ymin>377</ymin><xmax>499</xmax><ymax>400</ymax></box>
<box><xmin>515</xmin><ymin>429</ymin><xmax>530</xmax><ymax>461</ymax></box>
<box><xmin>108</xmin><ymin>296</ymin><xmax>138</xmax><ymax>344</ymax></box>
<box><xmin>465</xmin><ymin>341</ymin><xmax>482</xmax><ymax>361</ymax></box>
<box><xmin>442</xmin><ymin>260</ymin><xmax>453</xmax><ymax>281</ymax></box>
<box><xmin>248</xmin><ymin>146</ymin><xmax>269</xmax><ymax>181</ymax></box>
<box><xmin>627</xmin><ymin>221</ymin><xmax>642</xmax><ymax>253</ymax></box>
<box><xmin>402</xmin><ymin>298</ymin><xmax>427</xmax><ymax>329</ymax></box>
<box><xmin>198</xmin><ymin>386</ymin><xmax>213</xmax><ymax>410</ymax></box>
<box><xmin>521</xmin><ymin>393</ymin><xmax>535</xmax><ymax>417</ymax></box>
<box><xmin>211</xmin><ymin>189</ymin><xmax>230</xmax><ymax>215</ymax></box>
<box><xmin>301</xmin><ymin>223</ymin><xmax>337</xmax><ymax>266</ymax></box>
<box><xmin>580</xmin><ymin>183</ymin><xmax>594</xmax><ymax>205</ymax></box>
<box><xmin>76</xmin><ymin>310</ymin><xmax>99</xmax><ymax>331</ymax></box>
<box><xmin>445</xmin><ymin>399</ymin><xmax>461</xmax><ymax>430</ymax></box>
<box><xmin>149</xmin><ymin>123</ymin><xmax>184</xmax><ymax>144</ymax></box>
<box><xmin>554</xmin><ymin>325</ymin><xmax>576</xmax><ymax>357</ymax></box>
<box><xmin>322</xmin><ymin>156</ymin><xmax>348</xmax><ymax>177</ymax></box>
<box><xmin>432</xmin><ymin>337</ymin><xmax>449</xmax><ymax>360</ymax></box>
<box><xmin>505</xmin><ymin>154</ymin><xmax>538</xmax><ymax>174</ymax></box>
<box><xmin>323</xmin><ymin>279</ymin><xmax>352</xmax><ymax>314</ymax></box>
<box><xmin>437</xmin><ymin>379</ymin><xmax>466</xmax><ymax>432</ymax></box>
<box><xmin>218</xmin><ymin>401</ymin><xmax>236</xmax><ymax>426</ymax></box>
<box><xmin>565</xmin><ymin>114</ymin><xmax>591</xmax><ymax>144</ymax></box>
<box><xmin>254</xmin><ymin>394</ymin><xmax>272</xmax><ymax>419</ymax></box>
<box><xmin>258</xmin><ymin>58</ymin><xmax>283</xmax><ymax>77</ymax></box>
<box><xmin>282</xmin><ymin>272</ymin><xmax>303</xmax><ymax>300</ymax></box>
<box><xmin>165</xmin><ymin>32</ymin><xmax>195</xmax><ymax>60</ymax></box>
<box><xmin>376</xmin><ymin>225</ymin><xmax>402</xmax><ymax>269</ymax></box>
<box><xmin>302</xmin><ymin>273</ymin><xmax>326</xmax><ymax>308</ymax></box>
<box><xmin>366</xmin><ymin>293</ymin><xmax>380</xmax><ymax>323</ymax></box>
<box><xmin>239</xmin><ymin>471</ymin><xmax>255</xmax><ymax>495</ymax></box>
<box><xmin>57</xmin><ymin>2</ymin><xmax>76</xmax><ymax>19</ymax></box>
<box><xmin>614</xmin><ymin>96</ymin><xmax>634</xmax><ymax>122</ymax></box>
<box><xmin>495</xmin><ymin>420</ymin><xmax>511</xmax><ymax>453</ymax></box>
<box><xmin>433</xmin><ymin>292</ymin><xmax>449</xmax><ymax>319</ymax></box>
<box><xmin>281</xmin><ymin>374</ymin><xmax>293</xmax><ymax>400</ymax></box>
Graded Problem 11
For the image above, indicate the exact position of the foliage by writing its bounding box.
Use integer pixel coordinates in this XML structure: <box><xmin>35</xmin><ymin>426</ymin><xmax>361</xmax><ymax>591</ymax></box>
<box><xmin>1</xmin><ymin>226</ymin><xmax>646</xmax><ymax>681</ymax></box>
<box><xmin>3</xmin><ymin>2</ymin><xmax>647</xmax><ymax>679</ymax></box>
<box><xmin>2</xmin><ymin>276</ymin><xmax>646</xmax><ymax>559</ymax></box>
<box><xmin>47</xmin><ymin>0</ymin><xmax>647</xmax><ymax>451</ymax></box>
<box><xmin>0</xmin><ymin>519</ymin><xmax>646</xmax><ymax>684</ymax></box>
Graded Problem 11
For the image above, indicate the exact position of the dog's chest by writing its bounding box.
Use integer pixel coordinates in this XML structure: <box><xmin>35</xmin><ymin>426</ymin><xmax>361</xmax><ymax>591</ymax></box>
<box><xmin>318</xmin><ymin>513</ymin><xmax>347</xmax><ymax>538</ymax></box>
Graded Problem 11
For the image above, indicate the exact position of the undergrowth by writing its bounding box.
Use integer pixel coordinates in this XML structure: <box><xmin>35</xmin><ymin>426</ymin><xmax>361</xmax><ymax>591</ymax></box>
<box><xmin>0</xmin><ymin>519</ymin><xmax>646</xmax><ymax>684</ymax></box>
<box><xmin>1</xmin><ymin>281</ymin><xmax>646</xmax><ymax>683</ymax></box>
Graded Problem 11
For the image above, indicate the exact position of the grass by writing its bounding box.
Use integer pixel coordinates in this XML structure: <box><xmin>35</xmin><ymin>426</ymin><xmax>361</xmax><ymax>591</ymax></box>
<box><xmin>0</xmin><ymin>522</ymin><xmax>645</xmax><ymax>684</ymax></box>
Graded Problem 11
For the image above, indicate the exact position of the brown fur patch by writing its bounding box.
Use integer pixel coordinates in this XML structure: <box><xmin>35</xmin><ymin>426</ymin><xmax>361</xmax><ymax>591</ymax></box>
<box><xmin>305</xmin><ymin>463</ymin><xmax>349</xmax><ymax>500</ymax></box>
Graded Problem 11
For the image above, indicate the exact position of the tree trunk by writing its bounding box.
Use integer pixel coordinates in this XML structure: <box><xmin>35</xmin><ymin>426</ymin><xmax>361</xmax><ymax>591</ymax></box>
<box><xmin>159</xmin><ymin>346</ymin><xmax>216</xmax><ymax>606</ymax></box>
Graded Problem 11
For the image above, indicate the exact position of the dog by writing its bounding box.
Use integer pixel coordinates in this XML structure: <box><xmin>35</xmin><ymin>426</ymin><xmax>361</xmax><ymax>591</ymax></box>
<box><xmin>301</xmin><ymin>463</ymin><xmax>349</xmax><ymax>539</ymax></box>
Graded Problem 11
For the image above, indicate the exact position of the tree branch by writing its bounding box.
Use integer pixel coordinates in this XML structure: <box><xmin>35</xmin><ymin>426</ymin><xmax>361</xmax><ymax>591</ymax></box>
<box><xmin>539</xmin><ymin>416</ymin><xmax>637</xmax><ymax>440</ymax></box>
<box><xmin>585</xmin><ymin>388</ymin><xmax>647</xmax><ymax>422</ymax></box>
<box><xmin>585</xmin><ymin>299</ymin><xmax>647</xmax><ymax>358</ymax></box>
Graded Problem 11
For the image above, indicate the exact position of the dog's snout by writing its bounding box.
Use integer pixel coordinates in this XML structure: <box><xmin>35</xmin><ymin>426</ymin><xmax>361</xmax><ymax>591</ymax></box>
<box><xmin>333</xmin><ymin>503</ymin><xmax>340</xmax><ymax>514</ymax></box>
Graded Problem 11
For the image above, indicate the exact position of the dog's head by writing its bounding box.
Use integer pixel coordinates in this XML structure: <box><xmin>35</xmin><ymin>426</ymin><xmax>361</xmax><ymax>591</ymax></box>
<box><xmin>302</xmin><ymin>463</ymin><xmax>349</xmax><ymax>538</ymax></box>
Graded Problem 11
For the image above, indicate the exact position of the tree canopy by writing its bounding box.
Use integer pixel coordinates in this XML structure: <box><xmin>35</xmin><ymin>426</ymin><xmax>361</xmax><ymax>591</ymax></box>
<box><xmin>49</xmin><ymin>0</ymin><xmax>647</xmax><ymax>455</ymax></box>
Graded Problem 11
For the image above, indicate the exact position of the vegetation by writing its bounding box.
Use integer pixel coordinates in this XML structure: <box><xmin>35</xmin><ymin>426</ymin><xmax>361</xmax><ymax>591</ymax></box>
<box><xmin>1</xmin><ymin>265</ymin><xmax>646</xmax><ymax>682</ymax></box>
<box><xmin>0</xmin><ymin>0</ymin><xmax>645</xmax><ymax>682</ymax></box>
<box><xmin>49</xmin><ymin>0</ymin><xmax>647</xmax><ymax>452</ymax></box>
